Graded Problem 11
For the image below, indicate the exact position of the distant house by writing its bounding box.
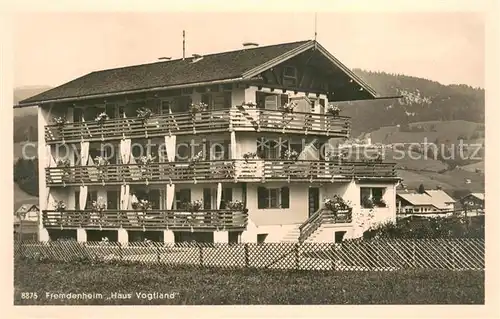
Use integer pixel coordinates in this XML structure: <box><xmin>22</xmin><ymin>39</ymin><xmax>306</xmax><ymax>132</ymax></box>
<box><xmin>460</xmin><ymin>193</ymin><xmax>485</xmax><ymax>214</ymax></box>
<box><xmin>396</xmin><ymin>189</ymin><xmax>456</xmax><ymax>216</ymax></box>
<box><xmin>14</xmin><ymin>204</ymin><xmax>39</xmax><ymax>235</ymax></box>
<box><xmin>15</xmin><ymin>204</ymin><xmax>39</xmax><ymax>222</ymax></box>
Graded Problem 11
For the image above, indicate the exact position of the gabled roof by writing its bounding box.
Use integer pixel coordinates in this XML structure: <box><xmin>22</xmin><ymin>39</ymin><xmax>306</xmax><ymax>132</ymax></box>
<box><xmin>463</xmin><ymin>193</ymin><xmax>485</xmax><ymax>201</ymax></box>
<box><xmin>18</xmin><ymin>40</ymin><xmax>382</xmax><ymax>106</ymax></box>
<box><xmin>397</xmin><ymin>193</ymin><xmax>437</xmax><ymax>207</ymax></box>
<box><xmin>15</xmin><ymin>204</ymin><xmax>39</xmax><ymax>215</ymax></box>
<box><xmin>425</xmin><ymin>190</ymin><xmax>456</xmax><ymax>204</ymax></box>
<box><xmin>397</xmin><ymin>190</ymin><xmax>455</xmax><ymax>210</ymax></box>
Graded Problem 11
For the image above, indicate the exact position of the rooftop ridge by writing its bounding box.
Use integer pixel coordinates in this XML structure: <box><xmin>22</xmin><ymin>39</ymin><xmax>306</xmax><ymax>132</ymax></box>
<box><xmin>93</xmin><ymin>39</ymin><xmax>312</xmax><ymax>74</ymax></box>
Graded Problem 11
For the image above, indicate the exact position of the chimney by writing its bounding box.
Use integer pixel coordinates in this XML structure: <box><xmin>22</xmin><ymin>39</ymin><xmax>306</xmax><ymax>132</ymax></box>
<box><xmin>242</xmin><ymin>42</ymin><xmax>259</xmax><ymax>48</ymax></box>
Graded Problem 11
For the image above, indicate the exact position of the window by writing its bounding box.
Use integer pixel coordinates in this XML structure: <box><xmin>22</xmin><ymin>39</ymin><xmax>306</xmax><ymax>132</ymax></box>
<box><xmin>202</xmin><ymin>92</ymin><xmax>231</xmax><ymax>110</ymax></box>
<box><xmin>107</xmin><ymin>190</ymin><xmax>119</xmax><ymax>209</ymax></box>
<box><xmin>73</xmin><ymin>108</ymin><xmax>83</xmax><ymax>122</ymax></box>
<box><xmin>208</xmin><ymin>140</ymin><xmax>229</xmax><ymax>160</ymax></box>
<box><xmin>257</xmin><ymin>137</ymin><xmax>303</xmax><ymax>160</ymax></box>
<box><xmin>75</xmin><ymin>191</ymin><xmax>80</xmax><ymax>210</ymax></box>
<box><xmin>256</xmin><ymin>91</ymin><xmax>280</xmax><ymax>110</ymax></box>
<box><xmin>203</xmin><ymin>188</ymin><xmax>233</xmax><ymax>209</ymax></box>
<box><xmin>171</xmin><ymin>96</ymin><xmax>192</xmax><ymax>113</ymax></box>
<box><xmin>228</xmin><ymin>231</ymin><xmax>241</xmax><ymax>244</ymax></box>
<box><xmin>257</xmin><ymin>187</ymin><xmax>289</xmax><ymax>209</ymax></box>
<box><xmin>283</xmin><ymin>66</ymin><xmax>298</xmax><ymax>86</ymax></box>
<box><xmin>85</xmin><ymin>191</ymin><xmax>98</xmax><ymax>209</ymax></box>
<box><xmin>175</xmin><ymin>189</ymin><xmax>191</xmax><ymax>209</ymax></box>
<box><xmin>360</xmin><ymin>187</ymin><xmax>386</xmax><ymax>208</ymax></box>
<box><xmin>134</xmin><ymin>189</ymin><xmax>161</xmax><ymax>210</ymax></box>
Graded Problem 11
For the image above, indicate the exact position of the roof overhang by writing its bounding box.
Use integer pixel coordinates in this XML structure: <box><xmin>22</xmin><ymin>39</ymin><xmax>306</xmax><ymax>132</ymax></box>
<box><xmin>15</xmin><ymin>76</ymin><xmax>246</xmax><ymax>108</ymax></box>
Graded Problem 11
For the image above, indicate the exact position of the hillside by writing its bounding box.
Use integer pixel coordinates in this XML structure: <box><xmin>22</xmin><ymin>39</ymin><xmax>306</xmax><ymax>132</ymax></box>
<box><xmin>342</xmin><ymin>70</ymin><xmax>484</xmax><ymax>137</ymax></box>
<box><xmin>14</xmin><ymin>86</ymin><xmax>50</xmax><ymax>143</ymax></box>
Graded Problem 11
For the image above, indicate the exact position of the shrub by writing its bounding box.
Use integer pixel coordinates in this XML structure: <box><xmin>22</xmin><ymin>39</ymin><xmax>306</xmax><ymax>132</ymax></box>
<box><xmin>364</xmin><ymin>215</ymin><xmax>484</xmax><ymax>239</ymax></box>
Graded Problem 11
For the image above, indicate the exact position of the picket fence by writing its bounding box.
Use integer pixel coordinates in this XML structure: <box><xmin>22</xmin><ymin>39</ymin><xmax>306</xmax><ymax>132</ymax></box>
<box><xmin>14</xmin><ymin>238</ymin><xmax>484</xmax><ymax>271</ymax></box>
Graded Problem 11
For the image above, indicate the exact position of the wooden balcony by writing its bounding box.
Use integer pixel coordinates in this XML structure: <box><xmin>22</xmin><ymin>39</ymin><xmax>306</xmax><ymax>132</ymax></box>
<box><xmin>46</xmin><ymin>160</ymin><xmax>398</xmax><ymax>186</ymax></box>
<box><xmin>42</xmin><ymin>209</ymin><xmax>248</xmax><ymax>231</ymax></box>
<box><xmin>44</xmin><ymin>109</ymin><xmax>350</xmax><ymax>144</ymax></box>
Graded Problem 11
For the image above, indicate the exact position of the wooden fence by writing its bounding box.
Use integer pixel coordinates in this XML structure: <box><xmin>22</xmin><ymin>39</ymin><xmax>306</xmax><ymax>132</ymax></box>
<box><xmin>14</xmin><ymin>238</ymin><xmax>484</xmax><ymax>271</ymax></box>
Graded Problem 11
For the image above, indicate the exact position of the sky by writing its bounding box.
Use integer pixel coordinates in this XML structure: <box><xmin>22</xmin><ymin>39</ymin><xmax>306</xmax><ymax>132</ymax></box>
<box><xmin>13</xmin><ymin>11</ymin><xmax>485</xmax><ymax>89</ymax></box>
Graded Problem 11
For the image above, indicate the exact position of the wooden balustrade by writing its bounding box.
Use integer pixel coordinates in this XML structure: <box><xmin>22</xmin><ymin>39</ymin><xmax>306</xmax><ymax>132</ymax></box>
<box><xmin>46</xmin><ymin>160</ymin><xmax>397</xmax><ymax>186</ymax></box>
<box><xmin>298</xmin><ymin>208</ymin><xmax>352</xmax><ymax>242</ymax></box>
<box><xmin>44</xmin><ymin>109</ymin><xmax>351</xmax><ymax>143</ymax></box>
<box><xmin>42</xmin><ymin>209</ymin><xmax>248</xmax><ymax>231</ymax></box>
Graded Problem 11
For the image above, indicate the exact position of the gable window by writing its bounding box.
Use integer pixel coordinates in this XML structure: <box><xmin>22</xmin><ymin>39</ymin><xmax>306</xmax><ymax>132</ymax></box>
<box><xmin>257</xmin><ymin>186</ymin><xmax>290</xmax><ymax>209</ymax></box>
<box><xmin>283</xmin><ymin>66</ymin><xmax>298</xmax><ymax>87</ymax></box>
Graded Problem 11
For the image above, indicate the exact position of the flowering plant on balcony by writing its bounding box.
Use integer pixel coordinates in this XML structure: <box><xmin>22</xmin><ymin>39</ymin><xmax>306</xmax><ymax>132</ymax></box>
<box><xmin>188</xmin><ymin>151</ymin><xmax>204</xmax><ymax>170</ymax></box>
<box><xmin>53</xmin><ymin>116</ymin><xmax>67</xmax><ymax>130</ymax></box>
<box><xmin>136</xmin><ymin>154</ymin><xmax>154</xmax><ymax>166</ymax></box>
<box><xmin>136</xmin><ymin>107</ymin><xmax>153</xmax><ymax>122</ymax></box>
<box><xmin>56</xmin><ymin>158</ymin><xmax>71</xmax><ymax>183</ymax></box>
<box><xmin>132</xmin><ymin>199</ymin><xmax>153</xmax><ymax>212</ymax></box>
<box><xmin>225</xmin><ymin>200</ymin><xmax>246</xmax><ymax>211</ymax></box>
<box><xmin>242</xmin><ymin>101</ymin><xmax>257</xmax><ymax>108</ymax></box>
<box><xmin>95</xmin><ymin>156</ymin><xmax>109</xmax><ymax>166</ymax></box>
<box><xmin>242</xmin><ymin>152</ymin><xmax>257</xmax><ymax>163</ymax></box>
<box><xmin>181</xmin><ymin>200</ymin><xmax>202</xmax><ymax>213</ymax></box>
<box><xmin>95</xmin><ymin>112</ymin><xmax>109</xmax><ymax>126</ymax></box>
<box><xmin>327</xmin><ymin>104</ymin><xmax>341</xmax><ymax>117</ymax></box>
<box><xmin>284</xmin><ymin>149</ymin><xmax>299</xmax><ymax>161</ymax></box>
<box><xmin>56</xmin><ymin>158</ymin><xmax>70</xmax><ymax>167</ymax></box>
<box><xmin>189</xmin><ymin>102</ymin><xmax>208</xmax><ymax>115</ymax></box>
<box><xmin>281</xmin><ymin>101</ymin><xmax>297</xmax><ymax>113</ymax></box>
<box><xmin>323</xmin><ymin>195</ymin><xmax>352</xmax><ymax>217</ymax></box>
<box><xmin>54</xmin><ymin>200</ymin><xmax>66</xmax><ymax>212</ymax></box>
<box><xmin>91</xmin><ymin>197</ymin><xmax>107</xmax><ymax>213</ymax></box>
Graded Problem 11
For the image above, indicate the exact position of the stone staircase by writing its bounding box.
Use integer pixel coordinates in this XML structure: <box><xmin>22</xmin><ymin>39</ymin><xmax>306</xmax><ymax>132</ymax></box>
<box><xmin>280</xmin><ymin>224</ymin><xmax>301</xmax><ymax>242</ymax></box>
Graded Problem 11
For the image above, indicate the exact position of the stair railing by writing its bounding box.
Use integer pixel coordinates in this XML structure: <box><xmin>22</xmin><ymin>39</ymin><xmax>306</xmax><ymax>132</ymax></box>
<box><xmin>298</xmin><ymin>208</ymin><xmax>326</xmax><ymax>243</ymax></box>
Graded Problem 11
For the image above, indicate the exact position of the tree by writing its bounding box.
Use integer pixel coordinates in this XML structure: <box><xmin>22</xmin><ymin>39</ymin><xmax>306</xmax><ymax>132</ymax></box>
<box><xmin>418</xmin><ymin>184</ymin><xmax>425</xmax><ymax>194</ymax></box>
<box><xmin>14</xmin><ymin>158</ymin><xmax>39</xmax><ymax>197</ymax></box>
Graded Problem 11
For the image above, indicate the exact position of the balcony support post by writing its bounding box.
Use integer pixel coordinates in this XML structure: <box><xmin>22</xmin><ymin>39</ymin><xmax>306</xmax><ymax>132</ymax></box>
<box><xmin>163</xmin><ymin>230</ymin><xmax>175</xmax><ymax>243</ymax></box>
<box><xmin>213</xmin><ymin>230</ymin><xmax>229</xmax><ymax>243</ymax></box>
<box><xmin>77</xmin><ymin>228</ymin><xmax>87</xmax><ymax>242</ymax></box>
<box><xmin>118</xmin><ymin>228</ymin><xmax>128</xmax><ymax>245</ymax></box>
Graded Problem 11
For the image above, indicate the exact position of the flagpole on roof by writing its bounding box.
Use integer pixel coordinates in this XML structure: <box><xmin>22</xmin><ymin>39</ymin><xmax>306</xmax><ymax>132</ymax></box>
<box><xmin>314</xmin><ymin>12</ymin><xmax>318</xmax><ymax>42</ymax></box>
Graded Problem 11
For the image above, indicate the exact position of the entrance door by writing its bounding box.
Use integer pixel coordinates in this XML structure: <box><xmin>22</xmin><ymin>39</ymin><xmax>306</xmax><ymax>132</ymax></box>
<box><xmin>308</xmin><ymin>187</ymin><xmax>320</xmax><ymax>217</ymax></box>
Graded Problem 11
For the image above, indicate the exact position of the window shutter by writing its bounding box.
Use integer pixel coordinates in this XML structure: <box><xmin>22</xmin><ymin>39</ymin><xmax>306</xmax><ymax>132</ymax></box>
<box><xmin>257</xmin><ymin>187</ymin><xmax>267</xmax><ymax>209</ymax></box>
<box><xmin>223</xmin><ymin>140</ymin><xmax>230</xmax><ymax>159</ymax></box>
<box><xmin>203</xmin><ymin>188</ymin><xmax>212</xmax><ymax>209</ymax></box>
<box><xmin>281</xmin><ymin>187</ymin><xmax>290</xmax><ymax>208</ymax></box>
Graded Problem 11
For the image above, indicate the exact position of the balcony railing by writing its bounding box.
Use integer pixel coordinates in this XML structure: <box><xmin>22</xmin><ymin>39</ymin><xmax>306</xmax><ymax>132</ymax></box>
<box><xmin>44</xmin><ymin>109</ymin><xmax>350</xmax><ymax>143</ymax></box>
<box><xmin>42</xmin><ymin>209</ymin><xmax>248</xmax><ymax>231</ymax></box>
<box><xmin>46</xmin><ymin>160</ymin><xmax>397</xmax><ymax>186</ymax></box>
